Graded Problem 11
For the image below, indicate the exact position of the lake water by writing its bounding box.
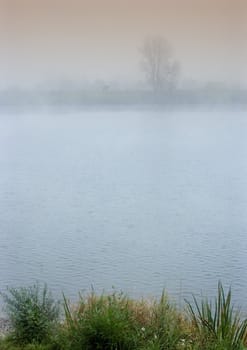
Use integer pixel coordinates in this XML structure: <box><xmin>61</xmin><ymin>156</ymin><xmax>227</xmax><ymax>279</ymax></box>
<box><xmin>0</xmin><ymin>106</ymin><xmax>247</xmax><ymax>309</ymax></box>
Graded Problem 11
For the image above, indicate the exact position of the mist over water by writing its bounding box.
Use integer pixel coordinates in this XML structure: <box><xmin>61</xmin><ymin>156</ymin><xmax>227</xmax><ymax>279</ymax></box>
<box><xmin>0</xmin><ymin>106</ymin><xmax>247</xmax><ymax>308</ymax></box>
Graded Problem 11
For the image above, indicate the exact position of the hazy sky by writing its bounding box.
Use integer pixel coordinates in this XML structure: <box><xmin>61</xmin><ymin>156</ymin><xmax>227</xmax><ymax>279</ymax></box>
<box><xmin>1</xmin><ymin>0</ymin><xmax>247</xmax><ymax>88</ymax></box>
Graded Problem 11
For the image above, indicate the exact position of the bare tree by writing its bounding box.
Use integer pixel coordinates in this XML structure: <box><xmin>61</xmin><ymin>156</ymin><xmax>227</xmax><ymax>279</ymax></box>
<box><xmin>140</xmin><ymin>36</ymin><xmax>180</xmax><ymax>94</ymax></box>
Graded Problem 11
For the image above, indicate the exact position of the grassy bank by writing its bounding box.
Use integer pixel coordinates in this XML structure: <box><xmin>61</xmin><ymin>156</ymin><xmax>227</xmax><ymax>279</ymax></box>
<box><xmin>0</xmin><ymin>282</ymin><xmax>246</xmax><ymax>350</ymax></box>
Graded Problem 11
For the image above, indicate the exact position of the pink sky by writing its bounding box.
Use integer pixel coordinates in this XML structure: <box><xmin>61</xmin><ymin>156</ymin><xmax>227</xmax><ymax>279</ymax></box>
<box><xmin>1</xmin><ymin>0</ymin><xmax>246</xmax><ymax>88</ymax></box>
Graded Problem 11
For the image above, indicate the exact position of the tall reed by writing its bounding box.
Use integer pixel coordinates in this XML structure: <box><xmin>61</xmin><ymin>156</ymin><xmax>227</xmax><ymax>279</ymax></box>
<box><xmin>186</xmin><ymin>282</ymin><xmax>247</xmax><ymax>350</ymax></box>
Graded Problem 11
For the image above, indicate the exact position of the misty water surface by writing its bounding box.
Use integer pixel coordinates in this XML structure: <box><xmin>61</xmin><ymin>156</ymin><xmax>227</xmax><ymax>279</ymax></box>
<box><xmin>0</xmin><ymin>107</ymin><xmax>247</xmax><ymax>308</ymax></box>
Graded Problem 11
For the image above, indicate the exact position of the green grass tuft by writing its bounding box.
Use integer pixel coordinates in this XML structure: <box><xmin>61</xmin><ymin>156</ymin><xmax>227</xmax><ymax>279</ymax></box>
<box><xmin>1</xmin><ymin>283</ymin><xmax>60</xmax><ymax>345</ymax></box>
<box><xmin>186</xmin><ymin>281</ymin><xmax>247</xmax><ymax>350</ymax></box>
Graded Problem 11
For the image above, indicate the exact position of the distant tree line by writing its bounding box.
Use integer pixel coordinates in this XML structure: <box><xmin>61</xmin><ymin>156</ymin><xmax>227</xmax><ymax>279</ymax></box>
<box><xmin>0</xmin><ymin>35</ymin><xmax>246</xmax><ymax>106</ymax></box>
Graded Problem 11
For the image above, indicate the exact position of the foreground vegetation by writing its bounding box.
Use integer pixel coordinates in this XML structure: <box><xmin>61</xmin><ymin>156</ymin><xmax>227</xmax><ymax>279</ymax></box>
<box><xmin>0</xmin><ymin>282</ymin><xmax>246</xmax><ymax>350</ymax></box>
